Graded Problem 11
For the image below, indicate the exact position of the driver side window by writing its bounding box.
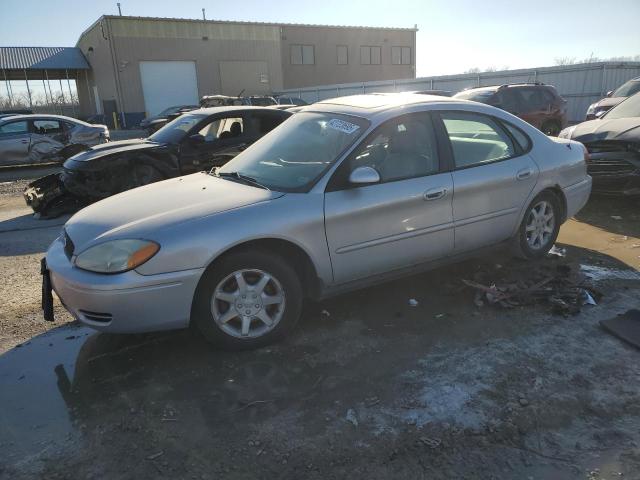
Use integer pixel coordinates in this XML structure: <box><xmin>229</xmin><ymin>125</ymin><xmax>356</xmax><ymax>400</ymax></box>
<box><xmin>348</xmin><ymin>112</ymin><xmax>439</xmax><ymax>184</ymax></box>
<box><xmin>197</xmin><ymin>117</ymin><xmax>244</xmax><ymax>142</ymax></box>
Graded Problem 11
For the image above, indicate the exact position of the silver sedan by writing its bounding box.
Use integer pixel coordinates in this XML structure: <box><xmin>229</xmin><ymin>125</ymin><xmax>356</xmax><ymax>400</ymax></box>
<box><xmin>43</xmin><ymin>93</ymin><xmax>592</xmax><ymax>349</ymax></box>
<box><xmin>0</xmin><ymin>114</ymin><xmax>109</xmax><ymax>166</ymax></box>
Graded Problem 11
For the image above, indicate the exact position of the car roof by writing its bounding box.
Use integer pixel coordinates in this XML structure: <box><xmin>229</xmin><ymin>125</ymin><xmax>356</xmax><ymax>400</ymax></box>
<box><xmin>185</xmin><ymin>106</ymin><xmax>290</xmax><ymax>116</ymax></box>
<box><xmin>0</xmin><ymin>113</ymin><xmax>86</xmax><ymax>124</ymax></box>
<box><xmin>298</xmin><ymin>93</ymin><xmax>469</xmax><ymax>117</ymax></box>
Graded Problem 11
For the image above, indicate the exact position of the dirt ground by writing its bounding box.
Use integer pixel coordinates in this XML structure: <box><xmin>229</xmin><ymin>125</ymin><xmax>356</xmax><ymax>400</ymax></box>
<box><xmin>1</xmin><ymin>173</ymin><xmax>639</xmax><ymax>480</ymax></box>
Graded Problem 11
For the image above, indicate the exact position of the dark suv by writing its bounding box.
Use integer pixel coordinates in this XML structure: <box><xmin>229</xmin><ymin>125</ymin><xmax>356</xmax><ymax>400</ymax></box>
<box><xmin>454</xmin><ymin>83</ymin><xmax>568</xmax><ymax>136</ymax></box>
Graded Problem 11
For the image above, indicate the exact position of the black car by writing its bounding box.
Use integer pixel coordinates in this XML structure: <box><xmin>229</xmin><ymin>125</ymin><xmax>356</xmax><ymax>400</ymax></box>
<box><xmin>559</xmin><ymin>92</ymin><xmax>640</xmax><ymax>196</ymax></box>
<box><xmin>139</xmin><ymin>104</ymin><xmax>200</xmax><ymax>134</ymax></box>
<box><xmin>25</xmin><ymin>107</ymin><xmax>291</xmax><ymax>217</ymax></box>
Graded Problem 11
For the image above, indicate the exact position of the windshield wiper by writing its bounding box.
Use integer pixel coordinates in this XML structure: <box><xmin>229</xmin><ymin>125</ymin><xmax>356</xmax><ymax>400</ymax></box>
<box><xmin>216</xmin><ymin>171</ymin><xmax>270</xmax><ymax>191</ymax></box>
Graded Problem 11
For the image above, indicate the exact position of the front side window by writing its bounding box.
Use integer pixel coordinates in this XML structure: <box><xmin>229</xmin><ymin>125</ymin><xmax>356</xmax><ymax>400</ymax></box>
<box><xmin>290</xmin><ymin>45</ymin><xmax>315</xmax><ymax>65</ymax></box>
<box><xmin>440</xmin><ymin>112</ymin><xmax>516</xmax><ymax>168</ymax></box>
<box><xmin>199</xmin><ymin>117</ymin><xmax>244</xmax><ymax>141</ymax></box>
<box><xmin>218</xmin><ymin>112</ymin><xmax>369</xmax><ymax>192</ymax></box>
<box><xmin>347</xmin><ymin>112</ymin><xmax>439</xmax><ymax>184</ymax></box>
<box><xmin>0</xmin><ymin>121</ymin><xmax>29</xmax><ymax>135</ymax></box>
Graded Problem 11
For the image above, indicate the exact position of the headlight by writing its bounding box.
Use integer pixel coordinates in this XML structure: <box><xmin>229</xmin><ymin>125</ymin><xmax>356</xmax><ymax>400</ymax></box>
<box><xmin>558</xmin><ymin>125</ymin><xmax>576</xmax><ymax>139</ymax></box>
<box><xmin>75</xmin><ymin>239</ymin><xmax>160</xmax><ymax>273</ymax></box>
<box><xmin>586</xmin><ymin>103</ymin><xmax>596</xmax><ymax>115</ymax></box>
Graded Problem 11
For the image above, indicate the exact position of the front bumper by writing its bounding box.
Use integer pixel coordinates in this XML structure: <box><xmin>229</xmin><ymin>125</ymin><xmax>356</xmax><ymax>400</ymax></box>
<box><xmin>586</xmin><ymin>148</ymin><xmax>640</xmax><ymax>196</ymax></box>
<box><xmin>46</xmin><ymin>235</ymin><xmax>204</xmax><ymax>333</ymax></box>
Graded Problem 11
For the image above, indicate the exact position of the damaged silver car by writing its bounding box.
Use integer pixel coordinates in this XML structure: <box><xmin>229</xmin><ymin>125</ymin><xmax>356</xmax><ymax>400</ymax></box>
<box><xmin>0</xmin><ymin>114</ymin><xmax>109</xmax><ymax>166</ymax></box>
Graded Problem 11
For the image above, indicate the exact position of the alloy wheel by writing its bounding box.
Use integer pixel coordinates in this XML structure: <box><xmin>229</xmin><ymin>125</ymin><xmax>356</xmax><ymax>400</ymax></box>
<box><xmin>210</xmin><ymin>269</ymin><xmax>285</xmax><ymax>339</ymax></box>
<box><xmin>525</xmin><ymin>200</ymin><xmax>555</xmax><ymax>250</ymax></box>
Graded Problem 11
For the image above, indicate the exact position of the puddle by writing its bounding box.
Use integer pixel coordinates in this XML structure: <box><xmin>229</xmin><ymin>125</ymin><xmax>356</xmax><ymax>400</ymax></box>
<box><xmin>580</xmin><ymin>264</ymin><xmax>640</xmax><ymax>282</ymax></box>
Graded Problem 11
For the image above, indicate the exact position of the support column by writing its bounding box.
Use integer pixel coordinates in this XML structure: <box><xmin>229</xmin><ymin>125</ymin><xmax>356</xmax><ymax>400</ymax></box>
<box><xmin>23</xmin><ymin>69</ymin><xmax>33</xmax><ymax>108</ymax></box>
<box><xmin>2</xmin><ymin>69</ymin><xmax>12</xmax><ymax>106</ymax></box>
<box><xmin>65</xmin><ymin>69</ymin><xmax>76</xmax><ymax>117</ymax></box>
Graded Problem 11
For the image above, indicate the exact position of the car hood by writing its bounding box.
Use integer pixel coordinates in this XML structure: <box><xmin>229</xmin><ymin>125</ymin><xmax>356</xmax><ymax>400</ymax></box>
<box><xmin>593</xmin><ymin>97</ymin><xmax>625</xmax><ymax>109</ymax></box>
<box><xmin>64</xmin><ymin>173</ymin><xmax>285</xmax><ymax>252</ymax></box>
<box><xmin>67</xmin><ymin>138</ymin><xmax>160</xmax><ymax>162</ymax></box>
<box><xmin>570</xmin><ymin>117</ymin><xmax>640</xmax><ymax>143</ymax></box>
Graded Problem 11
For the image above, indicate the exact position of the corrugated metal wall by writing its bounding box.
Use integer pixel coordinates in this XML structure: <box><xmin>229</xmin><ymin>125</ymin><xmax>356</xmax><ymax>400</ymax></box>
<box><xmin>276</xmin><ymin>62</ymin><xmax>640</xmax><ymax>123</ymax></box>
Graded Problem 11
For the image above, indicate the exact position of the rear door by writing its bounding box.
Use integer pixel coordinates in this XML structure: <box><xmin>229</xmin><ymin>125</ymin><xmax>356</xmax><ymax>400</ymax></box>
<box><xmin>324</xmin><ymin>112</ymin><xmax>454</xmax><ymax>284</ymax></box>
<box><xmin>0</xmin><ymin>120</ymin><xmax>31</xmax><ymax>165</ymax></box>
<box><xmin>437</xmin><ymin>111</ymin><xmax>538</xmax><ymax>253</ymax></box>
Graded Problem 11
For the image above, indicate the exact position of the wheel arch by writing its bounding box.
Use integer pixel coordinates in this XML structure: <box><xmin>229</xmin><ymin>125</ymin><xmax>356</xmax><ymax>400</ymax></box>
<box><xmin>195</xmin><ymin>237</ymin><xmax>323</xmax><ymax>303</ymax></box>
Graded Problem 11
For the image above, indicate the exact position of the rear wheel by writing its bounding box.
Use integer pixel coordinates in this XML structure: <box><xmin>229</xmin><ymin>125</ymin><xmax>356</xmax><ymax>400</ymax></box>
<box><xmin>515</xmin><ymin>191</ymin><xmax>561</xmax><ymax>259</ymax></box>
<box><xmin>192</xmin><ymin>250</ymin><xmax>303</xmax><ymax>350</ymax></box>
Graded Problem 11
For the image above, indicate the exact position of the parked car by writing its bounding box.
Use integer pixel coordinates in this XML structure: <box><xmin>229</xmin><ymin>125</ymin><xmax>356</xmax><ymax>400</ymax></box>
<box><xmin>200</xmin><ymin>95</ymin><xmax>278</xmax><ymax>108</ymax></box>
<box><xmin>559</xmin><ymin>91</ymin><xmax>640</xmax><ymax>196</ymax></box>
<box><xmin>0</xmin><ymin>114</ymin><xmax>109</xmax><ymax>167</ymax></box>
<box><xmin>0</xmin><ymin>108</ymin><xmax>33</xmax><ymax>120</ymax></box>
<box><xmin>41</xmin><ymin>93</ymin><xmax>591</xmax><ymax>349</ymax></box>
<box><xmin>139</xmin><ymin>105</ymin><xmax>199</xmax><ymax>134</ymax></box>
<box><xmin>274</xmin><ymin>95</ymin><xmax>308</xmax><ymax>106</ymax></box>
<box><xmin>24</xmin><ymin>107</ymin><xmax>291</xmax><ymax>217</ymax></box>
<box><xmin>243</xmin><ymin>96</ymin><xmax>277</xmax><ymax>106</ymax></box>
<box><xmin>454</xmin><ymin>83</ymin><xmax>568</xmax><ymax>136</ymax></box>
<box><xmin>585</xmin><ymin>76</ymin><xmax>640</xmax><ymax>120</ymax></box>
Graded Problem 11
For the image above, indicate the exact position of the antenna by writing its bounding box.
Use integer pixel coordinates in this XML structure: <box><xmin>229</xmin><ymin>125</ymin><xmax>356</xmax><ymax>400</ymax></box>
<box><xmin>202</xmin><ymin>8</ymin><xmax>206</xmax><ymax>20</ymax></box>
<box><xmin>117</xmin><ymin>2</ymin><xmax>122</xmax><ymax>15</ymax></box>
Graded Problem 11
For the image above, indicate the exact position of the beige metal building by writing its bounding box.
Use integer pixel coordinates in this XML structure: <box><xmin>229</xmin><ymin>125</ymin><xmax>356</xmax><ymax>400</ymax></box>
<box><xmin>75</xmin><ymin>15</ymin><xmax>416</xmax><ymax>126</ymax></box>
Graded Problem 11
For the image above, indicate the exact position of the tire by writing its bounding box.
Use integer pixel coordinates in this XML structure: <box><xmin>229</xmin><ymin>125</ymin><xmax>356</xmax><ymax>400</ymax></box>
<box><xmin>192</xmin><ymin>250</ymin><xmax>303</xmax><ymax>350</ymax></box>
<box><xmin>514</xmin><ymin>191</ymin><xmax>561</xmax><ymax>259</ymax></box>
<box><xmin>541</xmin><ymin>121</ymin><xmax>561</xmax><ymax>137</ymax></box>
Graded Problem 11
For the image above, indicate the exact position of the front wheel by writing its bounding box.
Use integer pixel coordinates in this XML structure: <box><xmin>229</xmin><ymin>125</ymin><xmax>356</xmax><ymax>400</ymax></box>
<box><xmin>515</xmin><ymin>192</ymin><xmax>561</xmax><ymax>259</ymax></box>
<box><xmin>192</xmin><ymin>250</ymin><xmax>303</xmax><ymax>350</ymax></box>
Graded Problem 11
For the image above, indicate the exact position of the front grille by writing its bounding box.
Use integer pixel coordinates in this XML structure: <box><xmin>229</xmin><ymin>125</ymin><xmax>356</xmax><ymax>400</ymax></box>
<box><xmin>62</xmin><ymin>230</ymin><xmax>75</xmax><ymax>259</ymax></box>
<box><xmin>586</xmin><ymin>142</ymin><xmax>629</xmax><ymax>154</ymax></box>
<box><xmin>79</xmin><ymin>310</ymin><xmax>113</xmax><ymax>323</ymax></box>
<box><xmin>587</xmin><ymin>158</ymin><xmax>637</xmax><ymax>176</ymax></box>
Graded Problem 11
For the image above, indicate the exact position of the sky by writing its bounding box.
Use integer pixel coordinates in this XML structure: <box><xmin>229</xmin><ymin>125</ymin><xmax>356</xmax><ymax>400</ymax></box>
<box><xmin>1</xmin><ymin>0</ymin><xmax>639</xmax><ymax>78</ymax></box>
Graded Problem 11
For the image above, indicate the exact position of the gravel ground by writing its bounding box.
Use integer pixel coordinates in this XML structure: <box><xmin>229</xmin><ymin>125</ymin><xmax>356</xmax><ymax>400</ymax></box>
<box><xmin>0</xmin><ymin>183</ymin><xmax>639</xmax><ymax>480</ymax></box>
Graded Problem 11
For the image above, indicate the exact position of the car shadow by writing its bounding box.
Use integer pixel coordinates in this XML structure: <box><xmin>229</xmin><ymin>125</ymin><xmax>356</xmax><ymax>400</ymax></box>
<box><xmin>575</xmin><ymin>195</ymin><xmax>640</xmax><ymax>238</ymax></box>
<box><xmin>0</xmin><ymin>213</ymin><xmax>68</xmax><ymax>256</ymax></box>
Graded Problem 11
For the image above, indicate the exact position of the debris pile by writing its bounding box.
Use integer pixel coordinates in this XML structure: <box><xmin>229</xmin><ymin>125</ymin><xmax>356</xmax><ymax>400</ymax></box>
<box><xmin>463</xmin><ymin>263</ymin><xmax>602</xmax><ymax>316</ymax></box>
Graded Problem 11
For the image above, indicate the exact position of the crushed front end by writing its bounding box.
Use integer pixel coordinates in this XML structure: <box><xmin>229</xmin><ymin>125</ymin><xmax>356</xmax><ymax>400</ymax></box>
<box><xmin>584</xmin><ymin>141</ymin><xmax>640</xmax><ymax>196</ymax></box>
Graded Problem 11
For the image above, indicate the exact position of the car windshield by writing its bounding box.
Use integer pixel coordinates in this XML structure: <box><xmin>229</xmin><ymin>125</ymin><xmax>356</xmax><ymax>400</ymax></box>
<box><xmin>612</xmin><ymin>80</ymin><xmax>640</xmax><ymax>97</ymax></box>
<box><xmin>454</xmin><ymin>89</ymin><xmax>496</xmax><ymax>103</ymax></box>
<box><xmin>602</xmin><ymin>92</ymin><xmax>640</xmax><ymax>120</ymax></box>
<box><xmin>148</xmin><ymin>113</ymin><xmax>208</xmax><ymax>143</ymax></box>
<box><xmin>217</xmin><ymin>112</ymin><xmax>369</xmax><ymax>192</ymax></box>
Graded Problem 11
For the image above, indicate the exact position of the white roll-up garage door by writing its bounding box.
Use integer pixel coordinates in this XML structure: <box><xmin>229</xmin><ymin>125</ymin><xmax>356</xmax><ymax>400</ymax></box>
<box><xmin>139</xmin><ymin>61</ymin><xmax>199</xmax><ymax>116</ymax></box>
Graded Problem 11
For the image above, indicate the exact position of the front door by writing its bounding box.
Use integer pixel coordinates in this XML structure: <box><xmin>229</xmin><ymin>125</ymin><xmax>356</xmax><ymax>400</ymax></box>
<box><xmin>0</xmin><ymin>119</ymin><xmax>31</xmax><ymax>166</ymax></box>
<box><xmin>437</xmin><ymin>111</ymin><xmax>538</xmax><ymax>252</ymax></box>
<box><xmin>324</xmin><ymin>112</ymin><xmax>454</xmax><ymax>284</ymax></box>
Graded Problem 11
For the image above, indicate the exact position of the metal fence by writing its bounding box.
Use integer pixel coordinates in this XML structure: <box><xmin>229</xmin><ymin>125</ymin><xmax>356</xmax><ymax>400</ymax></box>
<box><xmin>275</xmin><ymin>61</ymin><xmax>640</xmax><ymax>124</ymax></box>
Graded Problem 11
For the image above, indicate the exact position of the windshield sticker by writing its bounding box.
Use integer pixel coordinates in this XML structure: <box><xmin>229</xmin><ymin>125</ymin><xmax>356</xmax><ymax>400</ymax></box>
<box><xmin>327</xmin><ymin>119</ymin><xmax>360</xmax><ymax>135</ymax></box>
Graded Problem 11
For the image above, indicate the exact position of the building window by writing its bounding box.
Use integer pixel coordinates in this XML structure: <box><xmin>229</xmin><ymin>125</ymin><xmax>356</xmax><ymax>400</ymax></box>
<box><xmin>360</xmin><ymin>46</ymin><xmax>381</xmax><ymax>65</ymax></box>
<box><xmin>337</xmin><ymin>45</ymin><xmax>348</xmax><ymax>65</ymax></box>
<box><xmin>291</xmin><ymin>44</ymin><xmax>315</xmax><ymax>65</ymax></box>
<box><xmin>392</xmin><ymin>46</ymin><xmax>411</xmax><ymax>65</ymax></box>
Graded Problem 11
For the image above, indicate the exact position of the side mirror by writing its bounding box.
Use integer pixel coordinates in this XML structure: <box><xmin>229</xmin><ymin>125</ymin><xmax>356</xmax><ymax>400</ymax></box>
<box><xmin>606</xmin><ymin>90</ymin><xmax>613</xmax><ymax>97</ymax></box>
<box><xmin>349</xmin><ymin>166</ymin><xmax>380</xmax><ymax>185</ymax></box>
<box><xmin>188</xmin><ymin>134</ymin><xmax>205</xmax><ymax>145</ymax></box>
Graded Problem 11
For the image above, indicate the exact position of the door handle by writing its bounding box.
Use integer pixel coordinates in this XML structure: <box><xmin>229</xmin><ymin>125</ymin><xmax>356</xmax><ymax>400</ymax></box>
<box><xmin>424</xmin><ymin>187</ymin><xmax>448</xmax><ymax>201</ymax></box>
<box><xmin>516</xmin><ymin>169</ymin><xmax>533</xmax><ymax>180</ymax></box>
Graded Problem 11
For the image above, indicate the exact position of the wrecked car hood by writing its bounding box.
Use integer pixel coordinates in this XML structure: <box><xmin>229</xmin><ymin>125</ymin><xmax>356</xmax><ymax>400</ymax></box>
<box><xmin>69</xmin><ymin>139</ymin><xmax>161</xmax><ymax>162</ymax></box>
<box><xmin>64</xmin><ymin>173</ymin><xmax>284</xmax><ymax>252</ymax></box>
<box><xmin>570</xmin><ymin>117</ymin><xmax>640</xmax><ymax>143</ymax></box>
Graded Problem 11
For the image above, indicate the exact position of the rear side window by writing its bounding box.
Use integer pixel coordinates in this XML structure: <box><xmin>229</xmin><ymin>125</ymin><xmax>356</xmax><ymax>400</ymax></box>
<box><xmin>33</xmin><ymin>120</ymin><xmax>63</xmax><ymax>134</ymax></box>
<box><xmin>0</xmin><ymin>121</ymin><xmax>28</xmax><ymax>135</ymax></box>
<box><xmin>440</xmin><ymin>112</ymin><xmax>516</xmax><ymax>168</ymax></box>
<box><xmin>502</xmin><ymin>121</ymin><xmax>531</xmax><ymax>151</ymax></box>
